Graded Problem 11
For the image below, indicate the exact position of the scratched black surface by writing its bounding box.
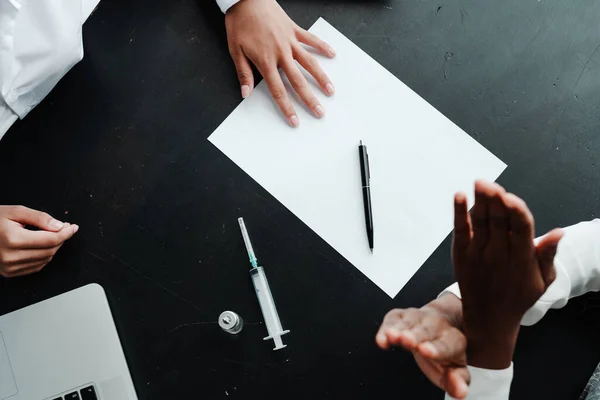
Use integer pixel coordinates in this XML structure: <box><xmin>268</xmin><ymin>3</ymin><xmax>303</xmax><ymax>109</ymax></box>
<box><xmin>1</xmin><ymin>0</ymin><xmax>600</xmax><ymax>398</ymax></box>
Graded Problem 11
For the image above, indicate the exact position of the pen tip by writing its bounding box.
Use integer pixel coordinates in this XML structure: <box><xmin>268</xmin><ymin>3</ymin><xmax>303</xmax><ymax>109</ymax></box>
<box><xmin>360</xmin><ymin>140</ymin><xmax>363</xmax><ymax>146</ymax></box>
<box><xmin>370</xmin><ymin>248</ymin><xmax>373</xmax><ymax>254</ymax></box>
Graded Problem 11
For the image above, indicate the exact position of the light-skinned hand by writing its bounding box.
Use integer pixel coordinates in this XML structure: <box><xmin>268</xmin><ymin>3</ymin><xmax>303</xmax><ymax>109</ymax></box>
<box><xmin>225</xmin><ymin>0</ymin><xmax>336</xmax><ymax>127</ymax></box>
<box><xmin>453</xmin><ymin>180</ymin><xmax>563</xmax><ymax>369</ymax></box>
<box><xmin>0</xmin><ymin>206</ymin><xmax>79</xmax><ymax>278</ymax></box>
<box><xmin>376</xmin><ymin>293</ymin><xmax>470</xmax><ymax>399</ymax></box>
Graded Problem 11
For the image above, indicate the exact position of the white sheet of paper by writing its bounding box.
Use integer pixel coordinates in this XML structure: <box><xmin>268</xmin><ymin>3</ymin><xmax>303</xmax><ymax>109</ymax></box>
<box><xmin>209</xmin><ymin>18</ymin><xmax>506</xmax><ymax>298</ymax></box>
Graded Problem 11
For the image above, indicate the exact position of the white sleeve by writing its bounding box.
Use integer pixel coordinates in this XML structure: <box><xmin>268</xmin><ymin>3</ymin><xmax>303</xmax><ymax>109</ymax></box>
<box><xmin>82</xmin><ymin>0</ymin><xmax>101</xmax><ymax>22</ymax></box>
<box><xmin>216</xmin><ymin>0</ymin><xmax>242</xmax><ymax>13</ymax></box>
<box><xmin>2</xmin><ymin>0</ymin><xmax>83</xmax><ymax>119</ymax></box>
<box><xmin>0</xmin><ymin>0</ymin><xmax>99</xmax><ymax>140</ymax></box>
<box><xmin>0</xmin><ymin>0</ymin><xmax>20</xmax><ymax>80</ymax></box>
<box><xmin>445</xmin><ymin>365</ymin><xmax>513</xmax><ymax>400</ymax></box>
<box><xmin>444</xmin><ymin>219</ymin><xmax>600</xmax><ymax>326</ymax></box>
<box><xmin>0</xmin><ymin>0</ymin><xmax>21</xmax><ymax>138</ymax></box>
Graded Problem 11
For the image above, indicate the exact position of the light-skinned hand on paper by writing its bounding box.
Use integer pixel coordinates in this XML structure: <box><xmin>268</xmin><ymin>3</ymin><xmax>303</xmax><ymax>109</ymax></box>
<box><xmin>376</xmin><ymin>293</ymin><xmax>470</xmax><ymax>399</ymax></box>
<box><xmin>0</xmin><ymin>206</ymin><xmax>79</xmax><ymax>278</ymax></box>
<box><xmin>453</xmin><ymin>180</ymin><xmax>563</xmax><ymax>369</ymax></box>
<box><xmin>225</xmin><ymin>0</ymin><xmax>336</xmax><ymax>127</ymax></box>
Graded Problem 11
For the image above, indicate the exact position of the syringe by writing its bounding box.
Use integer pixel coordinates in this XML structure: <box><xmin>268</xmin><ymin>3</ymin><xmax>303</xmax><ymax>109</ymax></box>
<box><xmin>238</xmin><ymin>218</ymin><xmax>290</xmax><ymax>350</ymax></box>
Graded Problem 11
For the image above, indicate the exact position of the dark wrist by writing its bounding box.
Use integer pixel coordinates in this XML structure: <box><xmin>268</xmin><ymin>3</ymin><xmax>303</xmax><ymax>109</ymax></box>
<box><xmin>466</xmin><ymin>326</ymin><xmax>519</xmax><ymax>369</ymax></box>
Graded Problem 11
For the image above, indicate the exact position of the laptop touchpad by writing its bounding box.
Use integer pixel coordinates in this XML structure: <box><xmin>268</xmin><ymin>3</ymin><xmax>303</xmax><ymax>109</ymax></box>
<box><xmin>0</xmin><ymin>331</ymin><xmax>18</xmax><ymax>399</ymax></box>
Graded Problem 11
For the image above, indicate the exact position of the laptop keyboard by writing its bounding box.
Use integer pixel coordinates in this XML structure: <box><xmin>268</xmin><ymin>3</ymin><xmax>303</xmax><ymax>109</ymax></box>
<box><xmin>53</xmin><ymin>385</ymin><xmax>98</xmax><ymax>400</ymax></box>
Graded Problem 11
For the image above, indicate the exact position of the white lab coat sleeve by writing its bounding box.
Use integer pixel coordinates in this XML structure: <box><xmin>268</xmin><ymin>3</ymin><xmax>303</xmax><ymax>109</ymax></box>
<box><xmin>0</xmin><ymin>0</ymin><xmax>20</xmax><ymax>136</ymax></box>
<box><xmin>216</xmin><ymin>0</ymin><xmax>242</xmax><ymax>13</ymax></box>
<box><xmin>2</xmin><ymin>0</ymin><xmax>83</xmax><ymax>119</ymax></box>
<box><xmin>0</xmin><ymin>0</ymin><xmax>99</xmax><ymax>140</ymax></box>
<box><xmin>0</xmin><ymin>0</ymin><xmax>20</xmax><ymax>78</ymax></box>
<box><xmin>441</xmin><ymin>219</ymin><xmax>600</xmax><ymax>400</ymax></box>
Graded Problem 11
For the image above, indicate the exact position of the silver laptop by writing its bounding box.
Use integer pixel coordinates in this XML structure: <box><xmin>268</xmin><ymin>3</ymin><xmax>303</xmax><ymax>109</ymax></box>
<box><xmin>0</xmin><ymin>284</ymin><xmax>138</xmax><ymax>400</ymax></box>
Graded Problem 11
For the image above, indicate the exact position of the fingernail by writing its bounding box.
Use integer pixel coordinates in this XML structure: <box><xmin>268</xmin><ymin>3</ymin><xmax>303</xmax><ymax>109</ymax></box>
<box><xmin>49</xmin><ymin>219</ymin><xmax>64</xmax><ymax>230</ymax></box>
<box><xmin>325</xmin><ymin>83</ymin><xmax>335</xmax><ymax>95</ymax></box>
<box><xmin>388</xmin><ymin>328</ymin><xmax>402</xmax><ymax>340</ymax></box>
<box><xmin>457</xmin><ymin>379</ymin><xmax>469</xmax><ymax>396</ymax></box>
<box><xmin>328</xmin><ymin>46</ymin><xmax>337</xmax><ymax>57</ymax></box>
<box><xmin>73</xmin><ymin>225</ymin><xmax>79</xmax><ymax>233</ymax></box>
<box><xmin>241</xmin><ymin>85</ymin><xmax>250</xmax><ymax>98</ymax></box>
<box><xmin>289</xmin><ymin>115</ymin><xmax>300</xmax><ymax>127</ymax></box>
<box><xmin>314</xmin><ymin>105</ymin><xmax>325</xmax><ymax>118</ymax></box>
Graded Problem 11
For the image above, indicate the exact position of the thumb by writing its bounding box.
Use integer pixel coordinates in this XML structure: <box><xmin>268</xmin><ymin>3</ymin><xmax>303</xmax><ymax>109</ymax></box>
<box><xmin>446</xmin><ymin>368</ymin><xmax>470</xmax><ymax>399</ymax></box>
<box><xmin>536</xmin><ymin>228</ymin><xmax>564</xmax><ymax>287</ymax></box>
<box><xmin>232</xmin><ymin>50</ymin><xmax>255</xmax><ymax>99</ymax></box>
<box><xmin>7</xmin><ymin>206</ymin><xmax>64</xmax><ymax>232</ymax></box>
<box><xmin>452</xmin><ymin>193</ymin><xmax>472</xmax><ymax>272</ymax></box>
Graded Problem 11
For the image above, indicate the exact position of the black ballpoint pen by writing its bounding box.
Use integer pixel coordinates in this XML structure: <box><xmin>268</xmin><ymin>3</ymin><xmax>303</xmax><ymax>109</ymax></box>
<box><xmin>359</xmin><ymin>140</ymin><xmax>374</xmax><ymax>252</ymax></box>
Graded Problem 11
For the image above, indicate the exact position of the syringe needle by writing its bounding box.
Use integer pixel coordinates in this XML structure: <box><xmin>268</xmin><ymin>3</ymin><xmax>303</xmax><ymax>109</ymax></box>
<box><xmin>238</xmin><ymin>217</ymin><xmax>258</xmax><ymax>268</ymax></box>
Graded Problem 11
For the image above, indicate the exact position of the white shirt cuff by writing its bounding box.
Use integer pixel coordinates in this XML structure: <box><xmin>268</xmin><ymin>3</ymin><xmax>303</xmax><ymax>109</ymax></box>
<box><xmin>216</xmin><ymin>0</ymin><xmax>242</xmax><ymax>13</ymax></box>
<box><xmin>0</xmin><ymin>102</ymin><xmax>18</xmax><ymax>140</ymax></box>
<box><xmin>445</xmin><ymin>364</ymin><xmax>513</xmax><ymax>400</ymax></box>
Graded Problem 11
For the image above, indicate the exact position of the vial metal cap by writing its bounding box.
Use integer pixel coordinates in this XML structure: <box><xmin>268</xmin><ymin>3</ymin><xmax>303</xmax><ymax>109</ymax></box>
<box><xmin>219</xmin><ymin>311</ymin><xmax>243</xmax><ymax>334</ymax></box>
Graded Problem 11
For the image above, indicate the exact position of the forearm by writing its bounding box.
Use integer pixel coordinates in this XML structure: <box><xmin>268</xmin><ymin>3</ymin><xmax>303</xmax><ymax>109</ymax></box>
<box><xmin>465</xmin><ymin>327</ymin><xmax>519</xmax><ymax>370</ymax></box>
<box><xmin>444</xmin><ymin>219</ymin><xmax>600</xmax><ymax>326</ymax></box>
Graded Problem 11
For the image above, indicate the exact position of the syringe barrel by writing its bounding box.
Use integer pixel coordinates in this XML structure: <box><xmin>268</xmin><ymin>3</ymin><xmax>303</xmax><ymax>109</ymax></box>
<box><xmin>250</xmin><ymin>266</ymin><xmax>289</xmax><ymax>350</ymax></box>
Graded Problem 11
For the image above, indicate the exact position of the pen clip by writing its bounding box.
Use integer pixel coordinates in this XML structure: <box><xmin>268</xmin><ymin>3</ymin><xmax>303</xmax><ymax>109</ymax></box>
<box><xmin>365</xmin><ymin>150</ymin><xmax>371</xmax><ymax>182</ymax></box>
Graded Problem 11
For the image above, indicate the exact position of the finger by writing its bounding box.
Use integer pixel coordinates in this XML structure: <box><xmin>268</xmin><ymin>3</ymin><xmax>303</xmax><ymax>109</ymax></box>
<box><xmin>16</xmin><ymin>224</ymin><xmax>79</xmax><ymax>249</ymax></box>
<box><xmin>487</xmin><ymin>184</ymin><xmax>509</xmax><ymax>248</ymax></box>
<box><xmin>0</xmin><ymin>258</ymin><xmax>51</xmax><ymax>278</ymax></box>
<box><xmin>293</xmin><ymin>45</ymin><xmax>335</xmax><ymax>96</ymax></box>
<box><xmin>7</xmin><ymin>206</ymin><xmax>64</xmax><ymax>231</ymax></box>
<box><xmin>446</xmin><ymin>368</ymin><xmax>470</xmax><ymax>399</ymax></box>
<box><xmin>377</xmin><ymin>309</ymin><xmax>421</xmax><ymax>349</ymax></box>
<box><xmin>296</xmin><ymin>29</ymin><xmax>336</xmax><ymax>58</ymax></box>
<box><xmin>378</xmin><ymin>309</ymin><xmax>418</xmax><ymax>335</ymax></box>
<box><xmin>416</xmin><ymin>328</ymin><xmax>467</xmax><ymax>361</ymax></box>
<box><xmin>471</xmin><ymin>180</ymin><xmax>490</xmax><ymax>248</ymax></box>
<box><xmin>452</xmin><ymin>193</ymin><xmax>472</xmax><ymax>251</ymax></box>
<box><xmin>231</xmin><ymin>49</ymin><xmax>255</xmax><ymax>98</ymax></box>
<box><xmin>259</xmin><ymin>64</ymin><xmax>299</xmax><ymax>127</ymax></box>
<box><xmin>15</xmin><ymin>258</ymin><xmax>52</xmax><ymax>276</ymax></box>
<box><xmin>376</xmin><ymin>331</ymin><xmax>390</xmax><ymax>350</ymax></box>
<box><xmin>503</xmin><ymin>193</ymin><xmax>535</xmax><ymax>247</ymax></box>
<box><xmin>282</xmin><ymin>60</ymin><xmax>324</xmax><ymax>118</ymax></box>
<box><xmin>0</xmin><ymin>245</ymin><xmax>61</xmax><ymax>266</ymax></box>
<box><xmin>414</xmin><ymin>354</ymin><xmax>446</xmax><ymax>391</ymax></box>
<box><xmin>536</xmin><ymin>228</ymin><xmax>564</xmax><ymax>286</ymax></box>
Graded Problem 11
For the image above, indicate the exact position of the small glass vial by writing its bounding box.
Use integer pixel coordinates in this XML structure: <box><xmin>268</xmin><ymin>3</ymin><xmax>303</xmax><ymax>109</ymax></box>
<box><xmin>219</xmin><ymin>311</ymin><xmax>244</xmax><ymax>334</ymax></box>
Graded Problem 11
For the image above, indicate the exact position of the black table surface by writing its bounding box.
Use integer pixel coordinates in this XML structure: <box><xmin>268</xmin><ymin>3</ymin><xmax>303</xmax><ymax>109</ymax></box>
<box><xmin>1</xmin><ymin>0</ymin><xmax>600</xmax><ymax>398</ymax></box>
